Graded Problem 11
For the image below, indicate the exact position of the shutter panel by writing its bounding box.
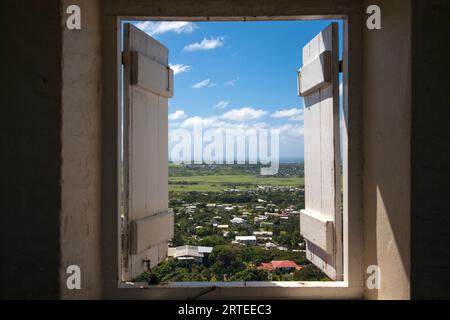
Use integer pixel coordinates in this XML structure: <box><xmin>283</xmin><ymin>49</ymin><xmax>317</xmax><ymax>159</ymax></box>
<box><xmin>123</xmin><ymin>23</ymin><xmax>173</xmax><ymax>279</ymax></box>
<box><xmin>297</xmin><ymin>23</ymin><xmax>342</xmax><ymax>280</ymax></box>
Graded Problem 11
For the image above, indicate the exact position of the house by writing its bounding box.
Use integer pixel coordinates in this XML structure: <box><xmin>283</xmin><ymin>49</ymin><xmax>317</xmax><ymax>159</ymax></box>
<box><xmin>230</xmin><ymin>217</ymin><xmax>245</xmax><ymax>224</ymax></box>
<box><xmin>167</xmin><ymin>245</ymin><xmax>213</xmax><ymax>263</ymax></box>
<box><xmin>254</xmin><ymin>216</ymin><xmax>268</xmax><ymax>222</ymax></box>
<box><xmin>264</xmin><ymin>242</ymin><xmax>278</xmax><ymax>249</ymax></box>
<box><xmin>258</xmin><ymin>262</ymin><xmax>274</xmax><ymax>271</ymax></box>
<box><xmin>253</xmin><ymin>231</ymin><xmax>273</xmax><ymax>237</ymax></box>
<box><xmin>217</xmin><ymin>224</ymin><xmax>229</xmax><ymax>229</ymax></box>
<box><xmin>235</xmin><ymin>235</ymin><xmax>257</xmax><ymax>245</ymax></box>
<box><xmin>186</xmin><ymin>205</ymin><xmax>196</xmax><ymax>214</ymax></box>
<box><xmin>257</xmin><ymin>260</ymin><xmax>303</xmax><ymax>272</ymax></box>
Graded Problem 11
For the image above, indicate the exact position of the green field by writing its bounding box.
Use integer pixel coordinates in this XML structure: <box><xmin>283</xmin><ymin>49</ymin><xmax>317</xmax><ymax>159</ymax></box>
<box><xmin>169</xmin><ymin>174</ymin><xmax>304</xmax><ymax>192</ymax></box>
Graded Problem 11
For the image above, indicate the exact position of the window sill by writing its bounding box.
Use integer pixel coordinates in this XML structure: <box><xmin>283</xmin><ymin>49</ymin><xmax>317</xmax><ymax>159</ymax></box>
<box><xmin>108</xmin><ymin>281</ymin><xmax>362</xmax><ymax>299</ymax></box>
<box><xmin>122</xmin><ymin>281</ymin><xmax>349</xmax><ymax>289</ymax></box>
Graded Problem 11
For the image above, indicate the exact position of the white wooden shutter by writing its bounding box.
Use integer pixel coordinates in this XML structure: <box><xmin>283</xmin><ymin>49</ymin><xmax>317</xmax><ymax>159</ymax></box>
<box><xmin>123</xmin><ymin>23</ymin><xmax>174</xmax><ymax>280</ymax></box>
<box><xmin>297</xmin><ymin>23</ymin><xmax>342</xmax><ymax>280</ymax></box>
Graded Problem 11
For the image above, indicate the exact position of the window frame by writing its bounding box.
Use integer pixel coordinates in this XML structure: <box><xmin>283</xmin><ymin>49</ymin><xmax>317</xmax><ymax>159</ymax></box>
<box><xmin>102</xmin><ymin>8</ymin><xmax>363</xmax><ymax>299</ymax></box>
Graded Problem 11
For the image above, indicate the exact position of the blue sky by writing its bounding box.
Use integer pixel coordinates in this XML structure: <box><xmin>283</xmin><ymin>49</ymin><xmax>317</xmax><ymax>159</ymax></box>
<box><xmin>131</xmin><ymin>20</ymin><xmax>343</xmax><ymax>161</ymax></box>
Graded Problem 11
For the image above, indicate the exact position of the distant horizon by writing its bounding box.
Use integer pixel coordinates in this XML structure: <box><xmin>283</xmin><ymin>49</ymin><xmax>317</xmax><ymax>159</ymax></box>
<box><xmin>168</xmin><ymin>158</ymin><xmax>303</xmax><ymax>164</ymax></box>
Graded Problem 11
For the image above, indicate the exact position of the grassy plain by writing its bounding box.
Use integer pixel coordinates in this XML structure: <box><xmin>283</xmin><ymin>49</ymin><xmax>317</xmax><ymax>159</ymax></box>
<box><xmin>169</xmin><ymin>164</ymin><xmax>304</xmax><ymax>192</ymax></box>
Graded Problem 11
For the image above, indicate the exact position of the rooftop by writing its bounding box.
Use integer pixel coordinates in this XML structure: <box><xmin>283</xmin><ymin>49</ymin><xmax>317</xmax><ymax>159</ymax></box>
<box><xmin>168</xmin><ymin>245</ymin><xmax>213</xmax><ymax>259</ymax></box>
<box><xmin>235</xmin><ymin>235</ymin><xmax>257</xmax><ymax>241</ymax></box>
<box><xmin>257</xmin><ymin>260</ymin><xmax>303</xmax><ymax>271</ymax></box>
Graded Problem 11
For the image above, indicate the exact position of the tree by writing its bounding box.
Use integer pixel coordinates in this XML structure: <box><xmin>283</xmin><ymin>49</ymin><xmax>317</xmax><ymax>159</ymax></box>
<box><xmin>198</xmin><ymin>235</ymin><xmax>227</xmax><ymax>247</ymax></box>
<box><xmin>171</xmin><ymin>225</ymin><xmax>185</xmax><ymax>246</ymax></box>
<box><xmin>229</xmin><ymin>269</ymin><xmax>269</xmax><ymax>281</ymax></box>
<box><xmin>293</xmin><ymin>264</ymin><xmax>329</xmax><ymax>281</ymax></box>
<box><xmin>238</xmin><ymin>246</ymin><xmax>268</xmax><ymax>263</ymax></box>
<box><xmin>210</xmin><ymin>245</ymin><xmax>245</xmax><ymax>276</ymax></box>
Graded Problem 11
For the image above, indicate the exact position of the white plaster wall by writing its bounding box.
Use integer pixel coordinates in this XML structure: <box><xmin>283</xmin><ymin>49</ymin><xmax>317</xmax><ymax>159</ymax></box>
<box><xmin>60</xmin><ymin>0</ymin><xmax>103</xmax><ymax>299</ymax></box>
<box><xmin>362</xmin><ymin>0</ymin><xmax>411</xmax><ymax>300</ymax></box>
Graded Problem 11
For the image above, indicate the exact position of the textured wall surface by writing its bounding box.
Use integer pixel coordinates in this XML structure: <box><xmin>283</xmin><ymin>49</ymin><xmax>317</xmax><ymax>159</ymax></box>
<box><xmin>411</xmin><ymin>0</ymin><xmax>450</xmax><ymax>300</ymax></box>
<box><xmin>0</xmin><ymin>0</ymin><xmax>62</xmax><ymax>299</ymax></box>
<box><xmin>362</xmin><ymin>0</ymin><xmax>411</xmax><ymax>299</ymax></box>
<box><xmin>60</xmin><ymin>0</ymin><xmax>102</xmax><ymax>299</ymax></box>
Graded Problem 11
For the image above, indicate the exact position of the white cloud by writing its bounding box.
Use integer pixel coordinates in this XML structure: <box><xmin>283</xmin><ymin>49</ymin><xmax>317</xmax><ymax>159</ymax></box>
<box><xmin>134</xmin><ymin>21</ymin><xmax>196</xmax><ymax>36</ymax></box>
<box><xmin>175</xmin><ymin>115</ymin><xmax>268</xmax><ymax>131</ymax></box>
<box><xmin>171</xmin><ymin>116</ymin><xmax>302</xmax><ymax>139</ymax></box>
<box><xmin>276</xmin><ymin>124</ymin><xmax>304</xmax><ymax>138</ymax></box>
<box><xmin>168</xmin><ymin>114</ymin><xmax>305</xmax><ymax>161</ymax></box>
<box><xmin>224</xmin><ymin>77</ymin><xmax>240</xmax><ymax>86</ymax></box>
<box><xmin>169</xmin><ymin>110</ymin><xmax>187</xmax><ymax>121</ymax></box>
<box><xmin>271</xmin><ymin>108</ymin><xmax>304</xmax><ymax>121</ymax></box>
<box><xmin>192</xmin><ymin>79</ymin><xmax>215</xmax><ymax>89</ymax></box>
<box><xmin>183</xmin><ymin>37</ymin><xmax>224</xmax><ymax>52</ymax></box>
<box><xmin>213</xmin><ymin>100</ymin><xmax>230</xmax><ymax>109</ymax></box>
<box><xmin>180</xmin><ymin>116</ymin><xmax>205</xmax><ymax>128</ymax></box>
<box><xmin>171</xmin><ymin>115</ymin><xmax>303</xmax><ymax>156</ymax></box>
<box><xmin>180</xmin><ymin>116</ymin><xmax>225</xmax><ymax>129</ymax></box>
<box><xmin>221</xmin><ymin>107</ymin><xmax>267</xmax><ymax>121</ymax></box>
<box><xmin>169</xmin><ymin>64</ymin><xmax>191</xmax><ymax>75</ymax></box>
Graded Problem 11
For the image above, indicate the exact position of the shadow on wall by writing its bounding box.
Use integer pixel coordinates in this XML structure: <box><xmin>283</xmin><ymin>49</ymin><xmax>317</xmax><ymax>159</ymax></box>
<box><xmin>362</xmin><ymin>0</ymin><xmax>411</xmax><ymax>300</ymax></box>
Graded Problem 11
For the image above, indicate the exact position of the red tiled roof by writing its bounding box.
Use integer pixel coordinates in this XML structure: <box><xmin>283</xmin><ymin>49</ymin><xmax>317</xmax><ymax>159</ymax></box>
<box><xmin>271</xmin><ymin>260</ymin><xmax>301</xmax><ymax>269</ymax></box>
<box><xmin>257</xmin><ymin>262</ymin><xmax>274</xmax><ymax>271</ymax></box>
<box><xmin>257</xmin><ymin>260</ymin><xmax>303</xmax><ymax>271</ymax></box>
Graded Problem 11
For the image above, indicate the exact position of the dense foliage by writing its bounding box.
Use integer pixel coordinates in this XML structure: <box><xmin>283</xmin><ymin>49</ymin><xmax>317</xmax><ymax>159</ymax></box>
<box><xmin>132</xmin><ymin>244</ymin><xmax>325</xmax><ymax>283</ymax></box>
<box><xmin>133</xmin><ymin>163</ymin><xmax>328</xmax><ymax>283</ymax></box>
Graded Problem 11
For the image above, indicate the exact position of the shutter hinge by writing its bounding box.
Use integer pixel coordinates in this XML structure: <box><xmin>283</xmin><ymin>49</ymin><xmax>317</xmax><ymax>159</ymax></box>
<box><xmin>167</xmin><ymin>66</ymin><xmax>171</xmax><ymax>91</ymax></box>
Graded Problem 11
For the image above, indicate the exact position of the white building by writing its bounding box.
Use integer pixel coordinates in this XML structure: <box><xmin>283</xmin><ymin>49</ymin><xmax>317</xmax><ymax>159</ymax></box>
<box><xmin>230</xmin><ymin>217</ymin><xmax>245</xmax><ymax>224</ymax></box>
<box><xmin>254</xmin><ymin>216</ymin><xmax>268</xmax><ymax>222</ymax></box>
<box><xmin>265</xmin><ymin>242</ymin><xmax>278</xmax><ymax>249</ymax></box>
<box><xmin>235</xmin><ymin>235</ymin><xmax>257</xmax><ymax>245</ymax></box>
<box><xmin>167</xmin><ymin>245</ymin><xmax>213</xmax><ymax>263</ymax></box>
<box><xmin>253</xmin><ymin>231</ymin><xmax>273</xmax><ymax>236</ymax></box>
